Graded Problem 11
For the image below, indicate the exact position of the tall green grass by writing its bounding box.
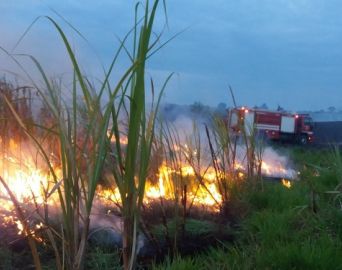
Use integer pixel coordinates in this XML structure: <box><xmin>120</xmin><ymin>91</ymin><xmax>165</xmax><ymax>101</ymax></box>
<box><xmin>1</xmin><ymin>1</ymin><xmax>170</xmax><ymax>269</ymax></box>
<box><xmin>104</xmin><ymin>1</ymin><xmax>172</xmax><ymax>269</ymax></box>
<box><xmin>151</xmin><ymin>147</ymin><xmax>342</xmax><ymax>269</ymax></box>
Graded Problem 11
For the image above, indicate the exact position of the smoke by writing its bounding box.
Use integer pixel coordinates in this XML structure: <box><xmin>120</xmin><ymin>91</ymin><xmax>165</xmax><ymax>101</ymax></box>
<box><xmin>259</xmin><ymin>147</ymin><xmax>297</xmax><ymax>179</ymax></box>
<box><xmin>234</xmin><ymin>145</ymin><xmax>297</xmax><ymax>179</ymax></box>
<box><xmin>89</xmin><ymin>206</ymin><xmax>122</xmax><ymax>232</ymax></box>
<box><xmin>172</xmin><ymin>115</ymin><xmax>199</xmax><ymax>141</ymax></box>
<box><xmin>160</xmin><ymin>107</ymin><xmax>298</xmax><ymax>179</ymax></box>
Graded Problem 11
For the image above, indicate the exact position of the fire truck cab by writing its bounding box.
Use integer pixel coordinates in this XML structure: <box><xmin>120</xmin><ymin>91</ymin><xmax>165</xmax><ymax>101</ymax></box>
<box><xmin>228</xmin><ymin>107</ymin><xmax>314</xmax><ymax>144</ymax></box>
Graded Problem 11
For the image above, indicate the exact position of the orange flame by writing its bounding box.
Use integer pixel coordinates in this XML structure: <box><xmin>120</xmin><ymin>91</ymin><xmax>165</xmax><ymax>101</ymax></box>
<box><xmin>281</xmin><ymin>179</ymin><xmax>292</xmax><ymax>188</ymax></box>
<box><xmin>0</xmin><ymin>137</ymin><xmax>296</xmax><ymax>237</ymax></box>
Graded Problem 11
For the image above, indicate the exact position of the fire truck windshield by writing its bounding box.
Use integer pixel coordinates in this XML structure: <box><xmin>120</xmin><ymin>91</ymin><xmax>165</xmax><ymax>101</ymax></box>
<box><xmin>303</xmin><ymin>117</ymin><xmax>313</xmax><ymax>129</ymax></box>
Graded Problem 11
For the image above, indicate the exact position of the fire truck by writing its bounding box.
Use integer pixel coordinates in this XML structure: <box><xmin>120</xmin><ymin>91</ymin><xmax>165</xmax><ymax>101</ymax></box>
<box><xmin>228</xmin><ymin>107</ymin><xmax>314</xmax><ymax>144</ymax></box>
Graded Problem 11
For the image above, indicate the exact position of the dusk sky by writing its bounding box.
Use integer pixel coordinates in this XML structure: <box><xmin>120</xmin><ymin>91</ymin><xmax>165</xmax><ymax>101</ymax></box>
<box><xmin>1</xmin><ymin>0</ymin><xmax>342</xmax><ymax>111</ymax></box>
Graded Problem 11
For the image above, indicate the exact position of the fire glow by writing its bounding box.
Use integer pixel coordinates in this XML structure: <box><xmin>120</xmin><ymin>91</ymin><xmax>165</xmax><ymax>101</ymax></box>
<box><xmin>144</xmin><ymin>163</ymin><xmax>223</xmax><ymax>208</ymax></box>
<box><xmin>0</xmin><ymin>139</ymin><xmax>61</xmax><ymax>236</ymax></box>
<box><xmin>0</xmin><ymin>145</ymin><xmax>61</xmax><ymax>200</ymax></box>
<box><xmin>0</xmin><ymin>138</ymin><xmax>296</xmax><ymax>236</ymax></box>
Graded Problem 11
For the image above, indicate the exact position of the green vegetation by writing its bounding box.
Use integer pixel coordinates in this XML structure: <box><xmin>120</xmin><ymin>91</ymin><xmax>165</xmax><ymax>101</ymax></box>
<box><xmin>0</xmin><ymin>1</ymin><xmax>169</xmax><ymax>269</ymax></box>
<box><xmin>3</xmin><ymin>146</ymin><xmax>340</xmax><ymax>269</ymax></box>
<box><xmin>0</xmin><ymin>1</ymin><xmax>342</xmax><ymax>269</ymax></box>
<box><xmin>153</xmin><ymin>147</ymin><xmax>342</xmax><ymax>270</ymax></box>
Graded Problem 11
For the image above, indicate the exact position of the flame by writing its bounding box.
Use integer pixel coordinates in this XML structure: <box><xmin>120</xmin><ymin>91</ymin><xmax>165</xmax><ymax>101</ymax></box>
<box><xmin>97</xmin><ymin>162</ymin><xmax>224</xmax><ymax>211</ymax></box>
<box><xmin>0</xmin><ymin>136</ymin><xmax>297</xmax><ymax>238</ymax></box>
<box><xmin>107</xmin><ymin>130</ymin><xmax>128</xmax><ymax>145</ymax></box>
<box><xmin>0</xmin><ymin>155</ymin><xmax>59</xmax><ymax>207</ymax></box>
<box><xmin>147</xmin><ymin>175</ymin><xmax>166</xmax><ymax>198</ymax></box>
<box><xmin>0</xmin><ymin>139</ymin><xmax>61</xmax><ymax>239</ymax></box>
<box><xmin>143</xmin><ymin>163</ymin><xmax>222</xmax><ymax>210</ymax></box>
<box><xmin>260</xmin><ymin>160</ymin><xmax>294</xmax><ymax>178</ymax></box>
<box><xmin>281</xmin><ymin>179</ymin><xmax>292</xmax><ymax>188</ymax></box>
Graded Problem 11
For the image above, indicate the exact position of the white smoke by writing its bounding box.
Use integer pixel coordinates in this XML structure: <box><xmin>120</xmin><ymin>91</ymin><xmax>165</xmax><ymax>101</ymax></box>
<box><xmin>164</xmin><ymin>113</ymin><xmax>298</xmax><ymax>179</ymax></box>
<box><xmin>259</xmin><ymin>147</ymin><xmax>297</xmax><ymax>179</ymax></box>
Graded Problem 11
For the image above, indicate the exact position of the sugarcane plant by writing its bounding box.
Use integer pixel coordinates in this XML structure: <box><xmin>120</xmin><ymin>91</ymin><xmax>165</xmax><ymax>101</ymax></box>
<box><xmin>105</xmin><ymin>1</ymin><xmax>171</xmax><ymax>269</ymax></box>
<box><xmin>1</xmin><ymin>1</ymin><xmax>170</xmax><ymax>269</ymax></box>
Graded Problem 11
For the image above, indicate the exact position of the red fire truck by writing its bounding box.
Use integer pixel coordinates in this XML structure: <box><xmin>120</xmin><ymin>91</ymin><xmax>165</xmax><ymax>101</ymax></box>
<box><xmin>228</xmin><ymin>107</ymin><xmax>314</xmax><ymax>144</ymax></box>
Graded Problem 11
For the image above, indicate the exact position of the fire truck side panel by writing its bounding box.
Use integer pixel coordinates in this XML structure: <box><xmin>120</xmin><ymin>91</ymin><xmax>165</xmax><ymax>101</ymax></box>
<box><xmin>264</xmin><ymin>130</ymin><xmax>280</xmax><ymax>139</ymax></box>
<box><xmin>255</xmin><ymin>112</ymin><xmax>280</xmax><ymax>134</ymax></box>
<box><xmin>280</xmin><ymin>116</ymin><xmax>295</xmax><ymax>133</ymax></box>
<box><xmin>255</xmin><ymin>111</ymin><xmax>280</xmax><ymax>125</ymax></box>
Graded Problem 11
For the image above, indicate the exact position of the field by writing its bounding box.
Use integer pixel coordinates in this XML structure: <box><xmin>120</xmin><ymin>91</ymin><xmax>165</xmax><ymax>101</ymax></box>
<box><xmin>313</xmin><ymin>121</ymin><xmax>342</xmax><ymax>145</ymax></box>
<box><xmin>2</xmin><ymin>144</ymin><xmax>342</xmax><ymax>269</ymax></box>
<box><xmin>1</xmin><ymin>1</ymin><xmax>342</xmax><ymax>270</ymax></box>
<box><xmin>153</xmin><ymin>146</ymin><xmax>342</xmax><ymax>269</ymax></box>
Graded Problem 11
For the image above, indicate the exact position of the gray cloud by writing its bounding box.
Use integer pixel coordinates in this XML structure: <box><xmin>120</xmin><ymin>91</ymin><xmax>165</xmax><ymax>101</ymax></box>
<box><xmin>1</xmin><ymin>0</ymin><xmax>342</xmax><ymax>110</ymax></box>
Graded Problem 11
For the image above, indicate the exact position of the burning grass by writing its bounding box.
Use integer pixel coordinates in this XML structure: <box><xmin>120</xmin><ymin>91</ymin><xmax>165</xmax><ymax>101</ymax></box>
<box><xmin>0</xmin><ymin>104</ymin><xmax>299</xmax><ymax>268</ymax></box>
<box><xmin>0</xmin><ymin>1</ymin><xmax>306</xmax><ymax>269</ymax></box>
<box><xmin>153</xmin><ymin>147</ymin><xmax>342</xmax><ymax>270</ymax></box>
<box><xmin>0</xmin><ymin>81</ymin><xmax>339</xmax><ymax>270</ymax></box>
<box><xmin>0</xmin><ymin>87</ymin><xmax>301</xmax><ymax>264</ymax></box>
<box><xmin>0</xmin><ymin>72</ymin><xmax>304</xmax><ymax>270</ymax></box>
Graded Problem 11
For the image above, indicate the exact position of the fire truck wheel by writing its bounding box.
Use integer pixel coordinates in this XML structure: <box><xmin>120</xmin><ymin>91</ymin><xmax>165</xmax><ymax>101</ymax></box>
<box><xmin>300</xmin><ymin>135</ymin><xmax>308</xmax><ymax>145</ymax></box>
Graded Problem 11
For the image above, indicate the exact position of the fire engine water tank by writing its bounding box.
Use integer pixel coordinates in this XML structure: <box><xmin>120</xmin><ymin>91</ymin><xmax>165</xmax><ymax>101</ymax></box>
<box><xmin>280</xmin><ymin>116</ymin><xmax>295</xmax><ymax>133</ymax></box>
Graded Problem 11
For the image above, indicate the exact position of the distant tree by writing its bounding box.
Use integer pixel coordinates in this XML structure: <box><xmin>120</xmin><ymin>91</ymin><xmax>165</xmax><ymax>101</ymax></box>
<box><xmin>164</xmin><ymin>103</ymin><xmax>176</xmax><ymax>112</ymax></box>
<box><xmin>190</xmin><ymin>101</ymin><xmax>212</xmax><ymax>121</ymax></box>
<box><xmin>260</xmin><ymin>103</ymin><xmax>268</xmax><ymax>110</ymax></box>
<box><xmin>217</xmin><ymin>102</ymin><xmax>227</xmax><ymax>111</ymax></box>
<box><xmin>215</xmin><ymin>102</ymin><xmax>227</xmax><ymax>116</ymax></box>
<box><xmin>190</xmin><ymin>101</ymin><xmax>205</xmax><ymax>114</ymax></box>
<box><xmin>277</xmin><ymin>105</ymin><xmax>284</xmax><ymax>111</ymax></box>
<box><xmin>328</xmin><ymin>106</ymin><xmax>336</xmax><ymax>113</ymax></box>
<box><xmin>161</xmin><ymin>103</ymin><xmax>179</xmax><ymax>121</ymax></box>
